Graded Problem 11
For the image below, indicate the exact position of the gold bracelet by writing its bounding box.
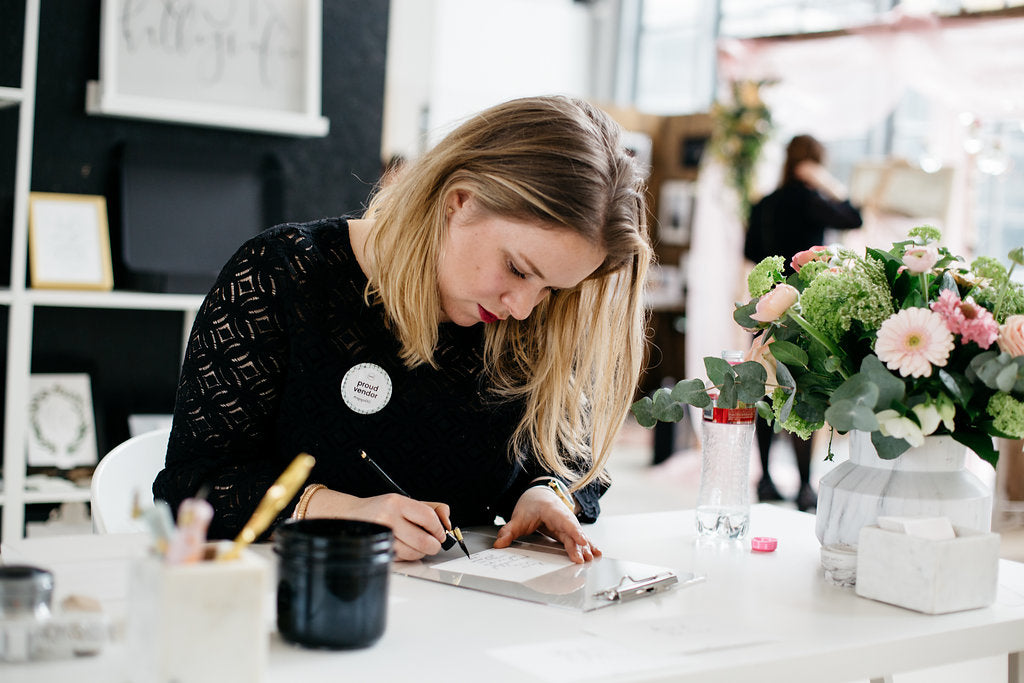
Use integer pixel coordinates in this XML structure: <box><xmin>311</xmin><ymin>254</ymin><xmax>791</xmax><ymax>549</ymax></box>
<box><xmin>530</xmin><ymin>477</ymin><xmax>575</xmax><ymax>513</ymax></box>
<box><xmin>292</xmin><ymin>483</ymin><xmax>326</xmax><ymax>520</ymax></box>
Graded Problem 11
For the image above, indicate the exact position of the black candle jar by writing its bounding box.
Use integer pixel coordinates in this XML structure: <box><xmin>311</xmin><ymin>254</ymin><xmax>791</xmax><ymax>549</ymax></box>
<box><xmin>274</xmin><ymin>518</ymin><xmax>394</xmax><ymax>650</ymax></box>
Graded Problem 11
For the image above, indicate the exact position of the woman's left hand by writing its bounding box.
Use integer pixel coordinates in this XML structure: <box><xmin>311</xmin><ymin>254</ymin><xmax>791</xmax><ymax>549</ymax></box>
<box><xmin>493</xmin><ymin>486</ymin><xmax>601</xmax><ymax>563</ymax></box>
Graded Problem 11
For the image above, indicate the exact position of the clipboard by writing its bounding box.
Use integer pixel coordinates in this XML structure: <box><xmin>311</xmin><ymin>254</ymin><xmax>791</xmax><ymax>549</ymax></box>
<box><xmin>391</xmin><ymin>529</ymin><xmax>702</xmax><ymax>611</ymax></box>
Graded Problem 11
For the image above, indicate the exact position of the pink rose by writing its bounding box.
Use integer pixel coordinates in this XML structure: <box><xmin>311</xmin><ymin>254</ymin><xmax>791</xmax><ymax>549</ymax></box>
<box><xmin>751</xmin><ymin>284</ymin><xmax>799</xmax><ymax>323</ymax></box>
<box><xmin>998</xmin><ymin>315</ymin><xmax>1024</xmax><ymax>357</ymax></box>
<box><xmin>790</xmin><ymin>246</ymin><xmax>829</xmax><ymax>273</ymax></box>
<box><xmin>902</xmin><ymin>245</ymin><xmax>940</xmax><ymax>274</ymax></box>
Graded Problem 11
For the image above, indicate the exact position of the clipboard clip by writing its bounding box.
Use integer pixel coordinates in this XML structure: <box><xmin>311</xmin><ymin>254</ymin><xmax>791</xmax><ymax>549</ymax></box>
<box><xmin>593</xmin><ymin>572</ymin><xmax>679</xmax><ymax>602</ymax></box>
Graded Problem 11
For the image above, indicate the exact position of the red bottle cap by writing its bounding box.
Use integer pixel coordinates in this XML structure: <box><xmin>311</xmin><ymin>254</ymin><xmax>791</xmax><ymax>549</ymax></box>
<box><xmin>751</xmin><ymin>536</ymin><xmax>777</xmax><ymax>552</ymax></box>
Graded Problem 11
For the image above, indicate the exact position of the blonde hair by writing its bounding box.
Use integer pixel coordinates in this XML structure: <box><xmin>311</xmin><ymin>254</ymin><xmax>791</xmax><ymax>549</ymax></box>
<box><xmin>364</xmin><ymin>96</ymin><xmax>652</xmax><ymax>491</ymax></box>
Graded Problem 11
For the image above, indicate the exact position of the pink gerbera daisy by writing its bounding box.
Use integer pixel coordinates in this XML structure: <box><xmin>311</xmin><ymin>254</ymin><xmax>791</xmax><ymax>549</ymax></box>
<box><xmin>875</xmin><ymin>308</ymin><xmax>955</xmax><ymax>378</ymax></box>
<box><xmin>929</xmin><ymin>289</ymin><xmax>999</xmax><ymax>348</ymax></box>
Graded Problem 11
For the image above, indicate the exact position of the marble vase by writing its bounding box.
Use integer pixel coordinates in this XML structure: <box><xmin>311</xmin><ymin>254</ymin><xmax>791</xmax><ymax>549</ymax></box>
<box><xmin>815</xmin><ymin>431</ymin><xmax>993</xmax><ymax>550</ymax></box>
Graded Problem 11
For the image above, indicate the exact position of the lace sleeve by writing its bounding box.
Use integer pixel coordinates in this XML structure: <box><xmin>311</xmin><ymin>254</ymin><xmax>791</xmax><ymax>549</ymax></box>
<box><xmin>154</xmin><ymin>233</ymin><xmax>297</xmax><ymax>539</ymax></box>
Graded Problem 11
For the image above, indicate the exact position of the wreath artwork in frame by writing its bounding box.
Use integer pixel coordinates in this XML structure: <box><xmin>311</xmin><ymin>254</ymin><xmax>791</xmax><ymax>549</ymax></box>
<box><xmin>28</xmin><ymin>192</ymin><xmax>114</xmax><ymax>290</ymax></box>
<box><xmin>27</xmin><ymin>374</ymin><xmax>99</xmax><ymax>469</ymax></box>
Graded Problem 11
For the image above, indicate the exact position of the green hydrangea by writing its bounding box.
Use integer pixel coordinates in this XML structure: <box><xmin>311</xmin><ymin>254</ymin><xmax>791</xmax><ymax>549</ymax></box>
<box><xmin>771</xmin><ymin>388</ymin><xmax>822</xmax><ymax>440</ymax></box>
<box><xmin>798</xmin><ymin>255</ymin><xmax>894</xmax><ymax>345</ymax></box>
<box><xmin>987</xmin><ymin>393</ymin><xmax>1024</xmax><ymax>438</ymax></box>
<box><xmin>967</xmin><ymin>256</ymin><xmax>1024</xmax><ymax>321</ymax></box>
<box><xmin>971</xmin><ymin>256</ymin><xmax>1008</xmax><ymax>282</ymax></box>
<box><xmin>797</xmin><ymin>260</ymin><xmax>830</xmax><ymax>283</ymax></box>
<box><xmin>909</xmin><ymin>225</ymin><xmax>941</xmax><ymax>243</ymax></box>
<box><xmin>748</xmin><ymin>256</ymin><xmax>785</xmax><ymax>297</ymax></box>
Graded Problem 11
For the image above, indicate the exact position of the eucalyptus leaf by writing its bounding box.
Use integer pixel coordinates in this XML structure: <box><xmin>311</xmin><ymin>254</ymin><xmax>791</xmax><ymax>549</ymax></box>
<box><xmin>717</xmin><ymin>374</ymin><xmax>739</xmax><ymax>409</ymax></box>
<box><xmin>870</xmin><ymin>431</ymin><xmax>911</xmax><ymax>460</ymax></box>
<box><xmin>630</xmin><ymin>396</ymin><xmax>656</xmax><ymax>428</ymax></box>
<box><xmin>755</xmin><ymin>400</ymin><xmax>773</xmax><ymax>421</ymax></box>
<box><xmin>824</xmin><ymin>398</ymin><xmax>879</xmax><ymax>432</ymax></box>
<box><xmin>651</xmin><ymin>390</ymin><xmax>686</xmax><ymax>423</ymax></box>
<box><xmin>996</xmin><ymin>363</ymin><xmax>1018</xmax><ymax>393</ymax></box>
<box><xmin>775</xmin><ymin>360</ymin><xmax>796</xmax><ymax>393</ymax></box>
<box><xmin>830</xmin><ymin>374</ymin><xmax>881</xmax><ymax>407</ymax></box>
<box><xmin>734</xmin><ymin>361</ymin><xmax>768</xmax><ymax>403</ymax></box>
<box><xmin>670</xmin><ymin>378</ymin><xmax>712</xmax><ymax>408</ymax></box>
<box><xmin>778</xmin><ymin>384</ymin><xmax>796</xmax><ymax>423</ymax></box>
<box><xmin>859</xmin><ymin>355</ymin><xmax>905</xmax><ymax>409</ymax></box>
<box><xmin>733</xmin><ymin>301</ymin><xmax>759</xmax><ymax>329</ymax></box>
<box><xmin>705</xmin><ymin>356</ymin><xmax>732</xmax><ymax>387</ymax></box>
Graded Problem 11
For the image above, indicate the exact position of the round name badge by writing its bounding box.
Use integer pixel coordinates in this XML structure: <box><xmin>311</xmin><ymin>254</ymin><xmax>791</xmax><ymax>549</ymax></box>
<box><xmin>340</xmin><ymin>363</ymin><xmax>393</xmax><ymax>415</ymax></box>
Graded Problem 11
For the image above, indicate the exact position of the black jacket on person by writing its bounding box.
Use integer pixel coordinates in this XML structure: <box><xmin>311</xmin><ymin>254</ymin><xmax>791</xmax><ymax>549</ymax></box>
<box><xmin>153</xmin><ymin>219</ymin><xmax>605</xmax><ymax>540</ymax></box>
<box><xmin>744</xmin><ymin>181</ymin><xmax>862</xmax><ymax>273</ymax></box>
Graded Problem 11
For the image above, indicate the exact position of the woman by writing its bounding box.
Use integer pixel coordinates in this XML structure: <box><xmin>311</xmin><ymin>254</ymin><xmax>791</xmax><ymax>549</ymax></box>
<box><xmin>744</xmin><ymin>133</ymin><xmax>863</xmax><ymax>511</ymax></box>
<box><xmin>153</xmin><ymin>96</ymin><xmax>652</xmax><ymax>564</ymax></box>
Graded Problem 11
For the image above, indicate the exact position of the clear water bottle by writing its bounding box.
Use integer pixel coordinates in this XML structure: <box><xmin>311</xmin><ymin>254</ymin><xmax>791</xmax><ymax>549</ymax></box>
<box><xmin>695</xmin><ymin>350</ymin><xmax>756</xmax><ymax>540</ymax></box>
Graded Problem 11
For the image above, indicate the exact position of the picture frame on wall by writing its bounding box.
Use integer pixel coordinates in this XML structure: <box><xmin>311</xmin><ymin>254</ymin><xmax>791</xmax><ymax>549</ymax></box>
<box><xmin>85</xmin><ymin>0</ymin><xmax>330</xmax><ymax>137</ymax></box>
<box><xmin>27</xmin><ymin>373</ymin><xmax>99</xmax><ymax>469</ymax></box>
<box><xmin>28</xmin><ymin>192</ymin><xmax>114</xmax><ymax>290</ymax></box>
<box><xmin>658</xmin><ymin>180</ymin><xmax>696</xmax><ymax>246</ymax></box>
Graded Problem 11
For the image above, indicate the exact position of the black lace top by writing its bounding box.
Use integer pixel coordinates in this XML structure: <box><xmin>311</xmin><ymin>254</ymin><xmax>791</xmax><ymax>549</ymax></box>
<box><xmin>153</xmin><ymin>219</ymin><xmax>605</xmax><ymax>540</ymax></box>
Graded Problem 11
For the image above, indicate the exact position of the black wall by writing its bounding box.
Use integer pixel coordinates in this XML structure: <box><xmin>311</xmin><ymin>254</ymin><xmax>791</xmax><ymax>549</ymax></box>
<box><xmin>3</xmin><ymin>0</ymin><xmax>390</xmax><ymax>455</ymax></box>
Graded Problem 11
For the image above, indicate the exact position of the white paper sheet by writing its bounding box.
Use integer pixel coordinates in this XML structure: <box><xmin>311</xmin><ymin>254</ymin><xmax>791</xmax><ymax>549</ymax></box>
<box><xmin>430</xmin><ymin>547</ymin><xmax>573</xmax><ymax>582</ymax></box>
<box><xmin>488</xmin><ymin>636</ymin><xmax>687</xmax><ymax>682</ymax></box>
<box><xmin>585</xmin><ymin>614</ymin><xmax>777</xmax><ymax>655</ymax></box>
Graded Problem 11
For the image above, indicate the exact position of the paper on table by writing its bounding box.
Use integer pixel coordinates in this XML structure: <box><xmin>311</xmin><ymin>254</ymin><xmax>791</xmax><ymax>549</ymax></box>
<box><xmin>430</xmin><ymin>547</ymin><xmax>573</xmax><ymax>583</ymax></box>
<box><xmin>488</xmin><ymin>635</ymin><xmax>687</xmax><ymax>683</ymax></box>
<box><xmin>585</xmin><ymin>614</ymin><xmax>777</xmax><ymax>655</ymax></box>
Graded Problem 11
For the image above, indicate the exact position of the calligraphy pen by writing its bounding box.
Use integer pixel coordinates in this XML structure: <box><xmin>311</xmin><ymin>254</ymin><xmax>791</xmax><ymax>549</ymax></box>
<box><xmin>360</xmin><ymin>450</ymin><xmax>471</xmax><ymax>559</ymax></box>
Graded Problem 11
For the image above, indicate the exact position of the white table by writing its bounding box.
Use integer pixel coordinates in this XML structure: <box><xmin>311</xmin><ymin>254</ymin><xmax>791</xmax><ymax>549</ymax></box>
<box><xmin>3</xmin><ymin>504</ymin><xmax>1024</xmax><ymax>683</ymax></box>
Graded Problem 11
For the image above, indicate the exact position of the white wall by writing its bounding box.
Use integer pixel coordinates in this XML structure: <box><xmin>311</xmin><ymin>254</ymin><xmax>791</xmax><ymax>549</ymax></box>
<box><xmin>382</xmin><ymin>0</ymin><xmax>597</xmax><ymax>160</ymax></box>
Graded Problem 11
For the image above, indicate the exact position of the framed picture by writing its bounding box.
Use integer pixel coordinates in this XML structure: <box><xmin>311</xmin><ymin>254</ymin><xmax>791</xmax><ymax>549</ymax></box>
<box><xmin>658</xmin><ymin>180</ymin><xmax>696</xmax><ymax>246</ymax></box>
<box><xmin>28</xmin><ymin>192</ymin><xmax>114</xmax><ymax>290</ymax></box>
<box><xmin>27</xmin><ymin>373</ymin><xmax>99</xmax><ymax>469</ymax></box>
<box><xmin>85</xmin><ymin>0</ymin><xmax>329</xmax><ymax>137</ymax></box>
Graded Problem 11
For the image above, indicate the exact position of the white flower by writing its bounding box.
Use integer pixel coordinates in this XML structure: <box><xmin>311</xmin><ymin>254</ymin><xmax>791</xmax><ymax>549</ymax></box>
<box><xmin>876</xmin><ymin>409</ymin><xmax>926</xmax><ymax>447</ymax></box>
<box><xmin>911</xmin><ymin>403</ymin><xmax>941</xmax><ymax>436</ymax></box>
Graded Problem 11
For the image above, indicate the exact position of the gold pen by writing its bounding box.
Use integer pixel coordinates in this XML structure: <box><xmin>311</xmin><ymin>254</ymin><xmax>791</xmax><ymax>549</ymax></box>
<box><xmin>217</xmin><ymin>453</ymin><xmax>316</xmax><ymax>561</ymax></box>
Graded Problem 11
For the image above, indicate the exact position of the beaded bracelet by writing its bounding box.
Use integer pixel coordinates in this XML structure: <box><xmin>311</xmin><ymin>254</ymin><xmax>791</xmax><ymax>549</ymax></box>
<box><xmin>292</xmin><ymin>483</ymin><xmax>327</xmax><ymax>520</ymax></box>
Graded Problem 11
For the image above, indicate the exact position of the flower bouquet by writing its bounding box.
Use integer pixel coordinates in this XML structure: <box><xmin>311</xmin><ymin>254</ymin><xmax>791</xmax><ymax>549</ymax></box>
<box><xmin>631</xmin><ymin>226</ymin><xmax>1024</xmax><ymax>466</ymax></box>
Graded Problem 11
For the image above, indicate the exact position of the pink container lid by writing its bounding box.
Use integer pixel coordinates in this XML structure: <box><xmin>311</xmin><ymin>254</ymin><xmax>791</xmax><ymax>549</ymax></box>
<box><xmin>751</xmin><ymin>536</ymin><xmax>778</xmax><ymax>552</ymax></box>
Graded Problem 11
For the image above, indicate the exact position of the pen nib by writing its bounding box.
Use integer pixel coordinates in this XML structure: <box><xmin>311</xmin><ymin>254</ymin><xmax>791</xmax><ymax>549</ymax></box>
<box><xmin>453</xmin><ymin>527</ymin><xmax>471</xmax><ymax>559</ymax></box>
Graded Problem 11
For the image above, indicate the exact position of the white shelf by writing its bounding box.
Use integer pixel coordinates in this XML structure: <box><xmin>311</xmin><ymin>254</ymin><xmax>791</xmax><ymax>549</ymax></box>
<box><xmin>28</xmin><ymin>289</ymin><xmax>205</xmax><ymax>311</ymax></box>
<box><xmin>22</xmin><ymin>488</ymin><xmax>93</xmax><ymax>505</ymax></box>
<box><xmin>0</xmin><ymin>85</ymin><xmax>24</xmax><ymax>108</ymax></box>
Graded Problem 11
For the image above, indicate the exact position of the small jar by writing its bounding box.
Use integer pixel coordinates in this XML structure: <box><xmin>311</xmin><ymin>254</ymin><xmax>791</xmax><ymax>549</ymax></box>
<box><xmin>0</xmin><ymin>565</ymin><xmax>53</xmax><ymax>620</ymax></box>
<box><xmin>0</xmin><ymin>565</ymin><xmax>53</xmax><ymax>662</ymax></box>
<box><xmin>274</xmin><ymin>519</ymin><xmax>394</xmax><ymax>650</ymax></box>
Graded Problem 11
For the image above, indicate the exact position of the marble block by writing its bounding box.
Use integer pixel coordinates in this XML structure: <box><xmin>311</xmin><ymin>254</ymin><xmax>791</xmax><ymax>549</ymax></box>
<box><xmin>128</xmin><ymin>547</ymin><xmax>270</xmax><ymax>683</ymax></box>
<box><xmin>854</xmin><ymin>524</ymin><xmax>999</xmax><ymax>614</ymax></box>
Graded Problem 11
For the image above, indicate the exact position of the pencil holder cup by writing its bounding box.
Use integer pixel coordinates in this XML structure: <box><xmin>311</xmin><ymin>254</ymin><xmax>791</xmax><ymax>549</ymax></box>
<box><xmin>128</xmin><ymin>546</ymin><xmax>270</xmax><ymax>683</ymax></box>
<box><xmin>274</xmin><ymin>518</ymin><xmax>394</xmax><ymax>650</ymax></box>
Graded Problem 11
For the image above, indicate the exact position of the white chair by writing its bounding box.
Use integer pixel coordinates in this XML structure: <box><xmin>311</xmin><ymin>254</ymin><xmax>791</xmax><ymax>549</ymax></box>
<box><xmin>90</xmin><ymin>427</ymin><xmax>171</xmax><ymax>533</ymax></box>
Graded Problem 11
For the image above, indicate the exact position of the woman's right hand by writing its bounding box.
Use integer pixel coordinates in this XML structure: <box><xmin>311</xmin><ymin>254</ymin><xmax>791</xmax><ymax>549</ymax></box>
<box><xmin>303</xmin><ymin>488</ymin><xmax>452</xmax><ymax>561</ymax></box>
